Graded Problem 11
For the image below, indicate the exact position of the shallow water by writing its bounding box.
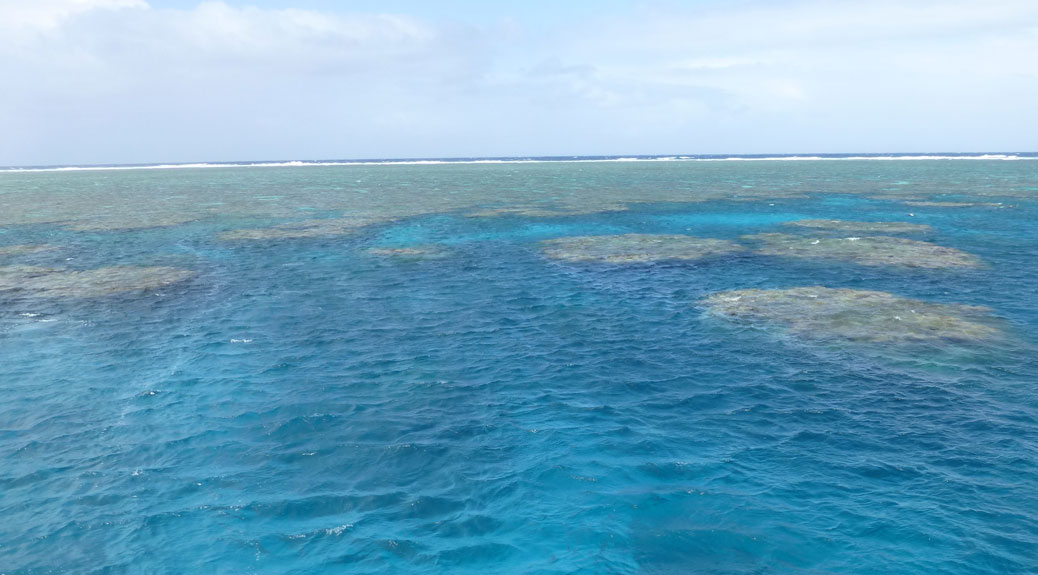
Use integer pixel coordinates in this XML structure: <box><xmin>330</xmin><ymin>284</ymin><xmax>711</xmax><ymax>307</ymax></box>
<box><xmin>1</xmin><ymin>160</ymin><xmax>1037</xmax><ymax>574</ymax></box>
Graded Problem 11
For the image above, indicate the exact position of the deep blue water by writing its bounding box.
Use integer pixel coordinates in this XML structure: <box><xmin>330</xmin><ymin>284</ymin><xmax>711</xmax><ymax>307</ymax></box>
<box><xmin>1</xmin><ymin>160</ymin><xmax>1037</xmax><ymax>574</ymax></box>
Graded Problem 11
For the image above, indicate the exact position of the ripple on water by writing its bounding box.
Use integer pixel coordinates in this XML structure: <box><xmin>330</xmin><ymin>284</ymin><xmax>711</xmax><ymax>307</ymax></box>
<box><xmin>1</xmin><ymin>162</ymin><xmax>1037</xmax><ymax>575</ymax></box>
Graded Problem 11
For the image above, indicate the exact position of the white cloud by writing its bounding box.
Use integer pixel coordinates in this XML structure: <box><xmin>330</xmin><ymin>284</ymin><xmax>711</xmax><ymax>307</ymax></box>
<box><xmin>0</xmin><ymin>0</ymin><xmax>144</xmax><ymax>37</ymax></box>
<box><xmin>1</xmin><ymin>0</ymin><xmax>1037</xmax><ymax>164</ymax></box>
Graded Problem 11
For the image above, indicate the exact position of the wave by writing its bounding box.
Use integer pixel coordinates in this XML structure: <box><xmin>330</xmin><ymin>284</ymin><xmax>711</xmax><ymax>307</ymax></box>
<box><xmin>2</xmin><ymin>153</ymin><xmax>1035</xmax><ymax>173</ymax></box>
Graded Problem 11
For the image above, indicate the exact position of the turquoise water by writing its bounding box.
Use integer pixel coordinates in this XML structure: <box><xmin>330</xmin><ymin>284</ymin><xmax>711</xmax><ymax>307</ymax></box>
<box><xmin>1</xmin><ymin>160</ymin><xmax>1037</xmax><ymax>574</ymax></box>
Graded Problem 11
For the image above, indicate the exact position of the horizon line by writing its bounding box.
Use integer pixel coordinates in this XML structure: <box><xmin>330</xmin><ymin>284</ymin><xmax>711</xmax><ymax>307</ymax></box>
<box><xmin>3</xmin><ymin>152</ymin><xmax>1037</xmax><ymax>173</ymax></box>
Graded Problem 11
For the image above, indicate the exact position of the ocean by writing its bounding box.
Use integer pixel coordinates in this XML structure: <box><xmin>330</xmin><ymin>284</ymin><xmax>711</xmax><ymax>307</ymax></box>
<box><xmin>1</xmin><ymin>156</ymin><xmax>1036</xmax><ymax>574</ymax></box>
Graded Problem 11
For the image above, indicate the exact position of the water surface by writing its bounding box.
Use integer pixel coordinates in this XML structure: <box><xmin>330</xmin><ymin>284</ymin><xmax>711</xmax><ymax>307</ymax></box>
<box><xmin>1</xmin><ymin>159</ymin><xmax>1037</xmax><ymax>574</ymax></box>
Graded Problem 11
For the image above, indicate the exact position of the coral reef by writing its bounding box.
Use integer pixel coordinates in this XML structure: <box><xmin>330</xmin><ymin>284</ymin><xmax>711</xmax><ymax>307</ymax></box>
<box><xmin>702</xmin><ymin>287</ymin><xmax>1001</xmax><ymax>343</ymax></box>
<box><xmin>465</xmin><ymin>204</ymin><xmax>629</xmax><ymax>218</ymax></box>
<box><xmin>219</xmin><ymin>216</ymin><xmax>391</xmax><ymax>241</ymax></box>
<box><xmin>902</xmin><ymin>201</ymin><xmax>1008</xmax><ymax>208</ymax></box>
<box><xmin>785</xmin><ymin>219</ymin><xmax>933</xmax><ymax>234</ymax></box>
<box><xmin>541</xmin><ymin>234</ymin><xmax>744</xmax><ymax>263</ymax></box>
<box><xmin>745</xmin><ymin>233</ymin><xmax>981</xmax><ymax>268</ymax></box>
<box><xmin>367</xmin><ymin>246</ymin><xmax>448</xmax><ymax>259</ymax></box>
<box><xmin>0</xmin><ymin>265</ymin><xmax>194</xmax><ymax>298</ymax></box>
<box><xmin>64</xmin><ymin>214</ymin><xmax>201</xmax><ymax>232</ymax></box>
<box><xmin>0</xmin><ymin>245</ymin><xmax>55</xmax><ymax>257</ymax></box>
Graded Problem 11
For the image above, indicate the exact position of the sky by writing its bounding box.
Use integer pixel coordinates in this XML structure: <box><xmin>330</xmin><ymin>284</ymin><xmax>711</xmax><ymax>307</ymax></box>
<box><xmin>1</xmin><ymin>0</ymin><xmax>1036</xmax><ymax>166</ymax></box>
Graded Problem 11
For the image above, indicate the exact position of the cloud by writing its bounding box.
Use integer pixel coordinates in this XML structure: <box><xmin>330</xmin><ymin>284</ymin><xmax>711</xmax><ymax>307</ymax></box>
<box><xmin>1</xmin><ymin>0</ymin><xmax>1037</xmax><ymax>164</ymax></box>
<box><xmin>0</xmin><ymin>1</ymin><xmax>494</xmax><ymax>163</ymax></box>
<box><xmin>0</xmin><ymin>0</ymin><xmax>145</xmax><ymax>35</ymax></box>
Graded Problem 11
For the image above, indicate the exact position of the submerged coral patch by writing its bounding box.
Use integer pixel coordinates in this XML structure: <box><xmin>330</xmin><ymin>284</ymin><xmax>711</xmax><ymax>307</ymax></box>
<box><xmin>219</xmin><ymin>216</ymin><xmax>392</xmax><ymax>241</ymax></box>
<box><xmin>785</xmin><ymin>219</ymin><xmax>933</xmax><ymax>234</ymax></box>
<box><xmin>64</xmin><ymin>213</ymin><xmax>201</xmax><ymax>232</ymax></box>
<box><xmin>540</xmin><ymin>234</ymin><xmax>744</xmax><ymax>263</ymax></box>
<box><xmin>745</xmin><ymin>233</ymin><xmax>981</xmax><ymax>268</ymax></box>
<box><xmin>367</xmin><ymin>246</ymin><xmax>448</xmax><ymax>259</ymax></box>
<box><xmin>902</xmin><ymin>201</ymin><xmax>1008</xmax><ymax>208</ymax></box>
<box><xmin>465</xmin><ymin>204</ymin><xmax>629</xmax><ymax>218</ymax></box>
<box><xmin>0</xmin><ymin>265</ymin><xmax>194</xmax><ymax>298</ymax></box>
<box><xmin>702</xmin><ymin>287</ymin><xmax>1002</xmax><ymax>343</ymax></box>
<box><xmin>0</xmin><ymin>244</ymin><xmax>55</xmax><ymax>257</ymax></box>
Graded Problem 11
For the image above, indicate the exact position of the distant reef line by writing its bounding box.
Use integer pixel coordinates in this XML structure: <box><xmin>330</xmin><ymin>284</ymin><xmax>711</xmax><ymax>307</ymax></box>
<box><xmin>3</xmin><ymin>153</ymin><xmax>1037</xmax><ymax>173</ymax></box>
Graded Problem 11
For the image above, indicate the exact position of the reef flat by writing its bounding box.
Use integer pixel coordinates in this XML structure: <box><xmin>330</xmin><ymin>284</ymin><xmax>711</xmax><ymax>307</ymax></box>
<box><xmin>540</xmin><ymin>234</ymin><xmax>744</xmax><ymax>263</ymax></box>
<box><xmin>784</xmin><ymin>219</ymin><xmax>933</xmax><ymax>234</ymax></box>
<box><xmin>902</xmin><ymin>201</ymin><xmax>1008</xmax><ymax>208</ymax></box>
<box><xmin>367</xmin><ymin>246</ymin><xmax>448</xmax><ymax>259</ymax></box>
<box><xmin>0</xmin><ymin>265</ymin><xmax>194</xmax><ymax>297</ymax></box>
<box><xmin>702</xmin><ymin>287</ymin><xmax>1002</xmax><ymax>343</ymax></box>
<box><xmin>745</xmin><ymin>233</ymin><xmax>982</xmax><ymax>268</ymax></box>
<box><xmin>0</xmin><ymin>244</ymin><xmax>55</xmax><ymax>257</ymax></box>
<box><xmin>219</xmin><ymin>216</ymin><xmax>392</xmax><ymax>241</ymax></box>
<box><xmin>465</xmin><ymin>203</ymin><xmax>629</xmax><ymax>218</ymax></box>
<box><xmin>63</xmin><ymin>213</ymin><xmax>202</xmax><ymax>232</ymax></box>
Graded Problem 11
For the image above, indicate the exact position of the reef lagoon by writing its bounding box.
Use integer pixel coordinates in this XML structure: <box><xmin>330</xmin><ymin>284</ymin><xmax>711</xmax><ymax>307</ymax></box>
<box><xmin>1</xmin><ymin>157</ymin><xmax>1037</xmax><ymax>574</ymax></box>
